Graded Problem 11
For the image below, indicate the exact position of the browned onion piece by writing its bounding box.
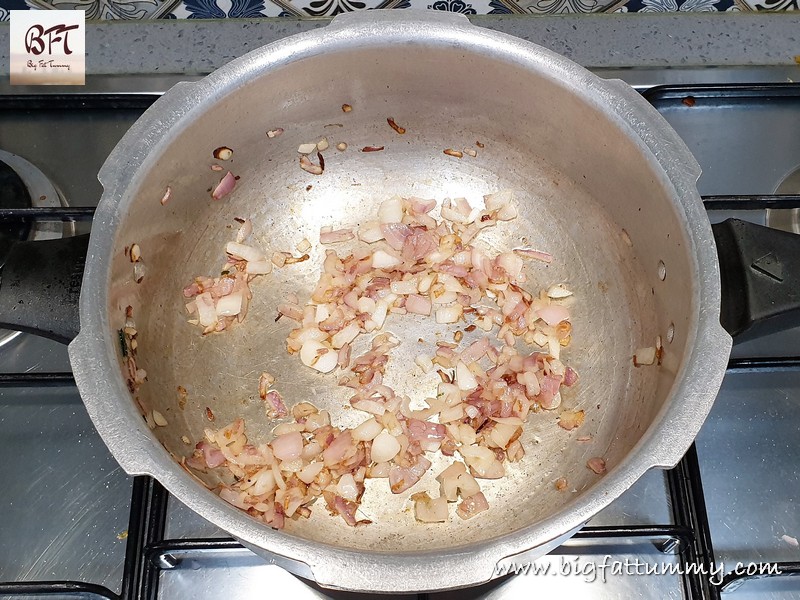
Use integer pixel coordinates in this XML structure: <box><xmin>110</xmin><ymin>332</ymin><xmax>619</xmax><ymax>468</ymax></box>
<box><xmin>557</xmin><ymin>409</ymin><xmax>585</xmax><ymax>431</ymax></box>
<box><xmin>587</xmin><ymin>457</ymin><xmax>607</xmax><ymax>475</ymax></box>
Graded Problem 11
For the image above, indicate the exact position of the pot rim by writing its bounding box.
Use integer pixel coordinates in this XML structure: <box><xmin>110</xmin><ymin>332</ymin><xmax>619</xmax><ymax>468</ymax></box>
<box><xmin>69</xmin><ymin>10</ymin><xmax>732</xmax><ymax>592</ymax></box>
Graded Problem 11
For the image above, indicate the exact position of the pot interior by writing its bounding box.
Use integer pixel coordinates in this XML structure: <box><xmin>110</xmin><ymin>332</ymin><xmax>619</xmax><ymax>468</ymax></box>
<box><xmin>104</xmin><ymin>35</ymin><xmax>697</xmax><ymax>553</ymax></box>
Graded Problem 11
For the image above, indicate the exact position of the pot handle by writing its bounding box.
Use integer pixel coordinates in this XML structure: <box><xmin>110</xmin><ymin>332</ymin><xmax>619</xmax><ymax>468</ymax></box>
<box><xmin>0</xmin><ymin>233</ymin><xmax>88</xmax><ymax>344</ymax></box>
<box><xmin>713</xmin><ymin>218</ymin><xmax>800</xmax><ymax>341</ymax></box>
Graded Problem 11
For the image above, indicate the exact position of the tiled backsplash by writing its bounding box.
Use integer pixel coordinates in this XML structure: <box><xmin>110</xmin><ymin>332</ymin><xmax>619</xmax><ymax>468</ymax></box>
<box><xmin>0</xmin><ymin>0</ymin><xmax>796</xmax><ymax>25</ymax></box>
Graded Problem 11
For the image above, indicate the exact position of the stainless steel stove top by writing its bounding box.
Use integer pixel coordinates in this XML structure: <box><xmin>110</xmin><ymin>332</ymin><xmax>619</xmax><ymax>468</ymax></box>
<box><xmin>0</xmin><ymin>70</ymin><xmax>798</xmax><ymax>600</ymax></box>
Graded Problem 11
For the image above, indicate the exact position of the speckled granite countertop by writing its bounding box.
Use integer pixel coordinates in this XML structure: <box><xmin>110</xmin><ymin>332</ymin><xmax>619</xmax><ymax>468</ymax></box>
<box><xmin>1</xmin><ymin>13</ymin><xmax>799</xmax><ymax>75</ymax></box>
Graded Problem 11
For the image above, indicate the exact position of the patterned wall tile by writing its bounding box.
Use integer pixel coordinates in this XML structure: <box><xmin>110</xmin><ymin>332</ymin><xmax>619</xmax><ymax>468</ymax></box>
<box><xmin>24</xmin><ymin>0</ymin><xmax>180</xmax><ymax>18</ymax></box>
<box><xmin>170</xmin><ymin>0</ymin><xmax>284</xmax><ymax>18</ymax></box>
<box><xmin>0</xmin><ymin>0</ymin><xmax>796</xmax><ymax>21</ymax></box>
<box><xmin>734</xmin><ymin>0</ymin><xmax>797</xmax><ymax>9</ymax></box>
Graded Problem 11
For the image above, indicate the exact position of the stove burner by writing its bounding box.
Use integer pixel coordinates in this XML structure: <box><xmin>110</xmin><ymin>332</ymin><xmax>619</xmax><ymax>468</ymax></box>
<box><xmin>0</xmin><ymin>150</ymin><xmax>72</xmax><ymax>241</ymax></box>
<box><xmin>0</xmin><ymin>159</ymin><xmax>32</xmax><ymax>243</ymax></box>
<box><xmin>766</xmin><ymin>164</ymin><xmax>800</xmax><ymax>234</ymax></box>
<box><xmin>0</xmin><ymin>151</ymin><xmax>74</xmax><ymax>349</ymax></box>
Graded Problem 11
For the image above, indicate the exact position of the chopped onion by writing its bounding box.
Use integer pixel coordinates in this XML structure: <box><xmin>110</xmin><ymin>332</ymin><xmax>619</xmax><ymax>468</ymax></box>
<box><xmin>160</xmin><ymin>186</ymin><xmax>172</xmax><ymax>206</ymax></box>
<box><xmin>212</xmin><ymin>171</ymin><xmax>236</xmax><ymax>200</ymax></box>
<box><xmin>195</xmin><ymin>292</ymin><xmax>217</xmax><ymax>327</ymax></box>
<box><xmin>277</xmin><ymin>303</ymin><xmax>304</xmax><ymax>322</ymax></box>
<box><xmin>634</xmin><ymin>346</ymin><xmax>656</xmax><ymax>366</ymax></box>
<box><xmin>410</xmin><ymin>197</ymin><xmax>436</xmax><ymax>214</ymax></box>
<box><xmin>390</xmin><ymin>277</ymin><xmax>419</xmax><ymax>295</ymax></box>
<box><xmin>381</xmin><ymin>222</ymin><xmax>412</xmax><ymax>251</ymax></box>
<box><xmin>358</xmin><ymin>222</ymin><xmax>385</xmax><ymax>244</ymax></box>
<box><xmin>514</xmin><ymin>247</ymin><xmax>552</xmax><ymax>263</ymax></box>
<box><xmin>489</xmin><ymin>422</ymin><xmax>521</xmax><ymax>448</ymax></box>
<box><xmin>415</xmin><ymin>354</ymin><xmax>433</xmax><ymax>373</ymax></box>
<box><xmin>226</xmin><ymin>242</ymin><xmax>265</xmax><ymax>263</ymax></box>
<box><xmin>372</xmin><ymin>249</ymin><xmax>402</xmax><ymax>270</ymax></box>
<box><xmin>406</xmin><ymin>294</ymin><xmax>432</xmax><ymax>316</ymax></box>
<box><xmin>558</xmin><ymin>409</ymin><xmax>585</xmax><ymax>431</ymax></box>
<box><xmin>245</xmin><ymin>260</ymin><xmax>272</xmax><ymax>275</ymax></box>
<box><xmin>371</xmin><ymin>431</ymin><xmax>401</xmax><ymax>463</ymax></box>
<box><xmin>587</xmin><ymin>457</ymin><xmax>607</xmax><ymax>475</ymax></box>
<box><xmin>300</xmin><ymin>340</ymin><xmax>338</xmax><ymax>373</ymax></box>
<box><xmin>484</xmin><ymin>190</ymin><xmax>513</xmax><ymax>211</ymax></box>
<box><xmin>352</xmin><ymin>418</ymin><xmax>382</xmax><ymax>441</ymax></box>
<box><xmin>272</xmin><ymin>432</ymin><xmax>303</xmax><ymax>461</ymax></box>
<box><xmin>456</xmin><ymin>492</ymin><xmax>489</xmax><ymax>519</ymax></box>
<box><xmin>437</xmin><ymin>462</ymin><xmax>467</xmax><ymax>501</ymax></box>
<box><xmin>436</xmin><ymin>305</ymin><xmax>462</xmax><ymax>324</ymax></box>
<box><xmin>215</xmin><ymin>292</ymin><xmax>243</xmax><ymax>317</ymax></box>
<box><xmin>300</xmin><ymin>155</ymin><xmax>323</xmax><ymax>175</ymax></box>
<box><xmin>460</xmin><ymin>445</ymin><xmax>504</xmax><ymax>479</ymax></box>
<box><xmin>273</xmin><ymin>422</ymin><xmax>304</xmax><ymax>436</ymax></box>
<box><xmin>491</xmin><ymin>416</ymin><xmax>524</xmax><ymax>426</ymax></box>
<box><xmin>235</xmin><ymin>219</ymin><xmax>253</xmax><ymax>243</ymax></box>
<box><xmin>323</xmin><ymin>430</ymin><xmax>353</xmax><ymax>465</ymax></box>
<box><xmin>298</xmin><ymin>143</ymin><xmax>317</xmax><ymax>154</ymax></box>
<box><xmin>331</xmin><ymin>323</ymin><xmax>360</xmax><ymax>349</ymax></box>
<box><xmin>461</xmin><ymin>337</ymin><xmax>490</xmax><ymax>364</ymax></box>
<box><xmin>412</xmin><ymin>492</ymin><xmax>448</xmax><ymax>523</ymax></box>
<box><xmin>368</xmin><ymin>462</ymin><xmax>391</xmax><ymax>478</ymax></box>
<box><xmin>439</xmin><ymin>404</ymin><xmax>465</xmax><ymax>423</ymax></box>
<box><xmin>563</xmin><ymin>366</ymin><xmax>579</xmax><ymax>386</ymax></box>
<box><xmin>337</xmin><ymin>473</ymin><xmax>359</xmax><ymax>502</ymax></box>
<box><xmin>389</xmin><ymin>456</ymin><xmax>431</xmax><ymax>494</ymax></box>
<box><xmin>272</xmin><ymin>252</ymin><xmax>287</xmax><ymax>268</ymax></box>
<box><xmin>264</xmin><ymin>391</ymin><xmax>288</xmax><ymax>418</ymax></box>
<box><xmin>133</xmin><ymin>261</ymin><xmax>146</xmax><ymax>284</ymax></box>
<box><xmin>456</xmin><ymin>361</ymin><xmax>478</xmax><ymax>391</ymax></box>
<box><xmin>496</xmin><ymin>252</ymin><xmax>524</xmax><ymax>281</ymax></box>
<box><xmin>378</xmin><ymin>197</ymin><xmax>403</xmax><ymax>224</ymax></box>
<box><xmin>547</xmin><ymin>284</ymin><xmax>573</xmax><ymax>299</ymax></box>
<box><xmin>320</xmin><ymin>228</ymin><xmax>355</xmax><ymax>245</ymax></box>
<box><xmin>152</xmin><ymin>410</ymin><xmax>168</xmax><ymax>427</ymax></box>
<box><xmin>537</xmin><ymin>304</ymin><xmax>570</xmax><ymax>326</ymax></box>
<box><xmin>352</xmin><ymin>399</ymin><xmax>387</xmax><ymax>415</ymax></box>
<box><xmin>298</xmin><ymin>462</ymin><xmax>324</xmax><ymax>484</ymax></box>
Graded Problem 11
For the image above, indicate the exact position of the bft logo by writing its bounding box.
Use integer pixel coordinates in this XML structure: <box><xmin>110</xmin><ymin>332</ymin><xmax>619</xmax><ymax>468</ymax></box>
<box><xmin>9</xmin><ymin>10</ymin><xmax>85</xmax><ymax>85</ymax></box>
<box><xmin>25</xmin><ymin>23</ymin><xmax>80</xmax><ymax>56</ymax></box>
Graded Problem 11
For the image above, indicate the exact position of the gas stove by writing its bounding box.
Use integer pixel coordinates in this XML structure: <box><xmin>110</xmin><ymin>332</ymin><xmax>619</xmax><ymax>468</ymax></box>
<box><xmin>0</xmin><ymin>72</ymin><xmax>798</xmax><ymax>600</ymax></box>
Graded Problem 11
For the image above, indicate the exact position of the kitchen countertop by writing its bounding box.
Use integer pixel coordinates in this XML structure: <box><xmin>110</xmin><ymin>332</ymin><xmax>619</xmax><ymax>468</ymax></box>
<box><xmin>0</xmin><ymin>13</ymin><xmax>799</xmax><ymax>76</ymax></box>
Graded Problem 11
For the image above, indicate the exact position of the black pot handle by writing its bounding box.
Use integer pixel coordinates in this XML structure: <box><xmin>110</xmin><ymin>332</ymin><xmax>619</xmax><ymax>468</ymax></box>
<box><xmin>0</xmin><ymin>234</ymin><xmax>89</xmax><ymax>344</ymax></box>
<box><xmin>713</xmin><ymin>218</ymin><xmax>800</xmax><ymax>341</ymax></box>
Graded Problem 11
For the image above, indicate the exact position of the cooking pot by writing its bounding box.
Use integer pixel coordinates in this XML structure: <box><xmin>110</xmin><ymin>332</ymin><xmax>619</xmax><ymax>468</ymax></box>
<box><xmin>2</xmin><ymin>11</ymin><xmax>799</xmax><ymax>593</ymax></box>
